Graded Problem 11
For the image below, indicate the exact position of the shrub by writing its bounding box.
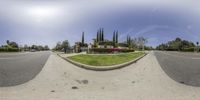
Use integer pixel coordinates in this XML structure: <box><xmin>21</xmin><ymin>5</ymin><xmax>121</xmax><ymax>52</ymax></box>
<box><xmin>182</xmin><ymin>47</ymin><xmax>195</xmax><ymax>52</ymax></box>
<box><xmin>120</xmin><ymin>49</ymin><xmax>135</xmax><ymax>52</ymax></box>
<box><xmin>0</xmin><ymin>47</ymin><xmax>19</xmax><ymax>52</ymax></box>
<box><xmin>89</xmin><ymin>48</ymin><xmax>134</xmax><ymax>54</ymax></box>
<box><xmin>89</xmin><ymin>48</ymin><xmax>111</xmax><ymax>53</ymax></box>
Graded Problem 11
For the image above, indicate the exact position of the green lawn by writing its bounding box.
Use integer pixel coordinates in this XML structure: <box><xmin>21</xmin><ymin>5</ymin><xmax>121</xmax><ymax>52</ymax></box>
<box><xmin>68</xmin><ymin>52</ymin><xmax>145</xmax><ymax>66</ymax></box>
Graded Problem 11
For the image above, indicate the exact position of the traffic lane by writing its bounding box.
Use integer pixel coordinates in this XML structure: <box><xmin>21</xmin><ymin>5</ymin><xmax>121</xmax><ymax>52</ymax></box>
<box><xmin>154</xmin><ymin>51</ymin><xmax>200</xmax><ymax>86</ymax></box>
<box><xmin>0</xmin><ymin>51</ymin><xmax>50</xmax><ymax>87</ymax></box>
<box><xmin>160</xmin><ymin>51</ymin><xmax>200</xmax><ymax>59</ymax></box>
<box><xmin>0</xmin><ymin>52</ymin><xmax>30</xmax><ymax>58</ymax></box>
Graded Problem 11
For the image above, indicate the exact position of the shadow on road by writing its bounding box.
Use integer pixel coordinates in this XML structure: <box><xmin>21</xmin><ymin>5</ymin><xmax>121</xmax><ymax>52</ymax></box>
<box><xmin>0</xmin><ymin>51</ymin><xmax>50</xmax><ymax>87</ymax></box>
<box><xmin>154</xmin><ymin>51</ymin><xmax>200</xmax><ymax>87</ymax></box>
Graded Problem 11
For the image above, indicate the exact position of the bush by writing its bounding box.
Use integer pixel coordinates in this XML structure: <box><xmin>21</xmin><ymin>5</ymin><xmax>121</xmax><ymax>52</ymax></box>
<box><xmin>182</xmin><ymin>47</ymin><xmax>200</xmax><ymax>52</ymax></box>
<box><xmin>89</xmin><ymin>48</ymin><xmax>112</xmax><ymax>53</ymax></box>
<box><xmin>120</xmin><ymin>49</ymin><xmax>135</xmax><ymax>53</ymax></box>
<box><xmin>182</xmin><ymin>47</ymin><xmax>195</xmax><ymax>52</ymax></box>
<box><xmin>89</xmin><ymin>48</ymin><xmax>134</xmax><ymax>54</ymax></box>
<box><xmin>0</xmin><ymin>47</ymin><xmax>19</xmax><ymax>52</ymax></box>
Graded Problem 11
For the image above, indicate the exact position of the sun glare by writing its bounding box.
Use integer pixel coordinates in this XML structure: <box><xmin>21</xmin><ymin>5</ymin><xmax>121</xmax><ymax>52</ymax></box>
<box><xmin>27</xmin><ymin>6</ymin><xmax>60</xmax><ymax>22</ymax></box>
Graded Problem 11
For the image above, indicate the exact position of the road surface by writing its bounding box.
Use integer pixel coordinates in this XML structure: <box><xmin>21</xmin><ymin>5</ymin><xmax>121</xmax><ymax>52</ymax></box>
<box><xmin>0</xmin><ymin>51</ymin><xmax>50</xmax><ymax>87</ymax></box>
<box><xmin>1</xmin><ymin>51</ymin><xmax>200</xmax><ymax>100</ymax></box>
<box><xmin>154</xmin><ymin>51</ymin><xmax>200</xmax><ymax>86</ymax></box>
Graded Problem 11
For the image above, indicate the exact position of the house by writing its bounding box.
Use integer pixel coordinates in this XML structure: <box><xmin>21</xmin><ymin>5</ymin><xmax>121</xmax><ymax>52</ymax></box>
<box><xmin>74</xmin><ymin>42</ymin><xmax>88</xmax><ymax>53</ymax></box>
<box><xmin>98</xmin><ymin>41</ymin><xmax>114</xmax><ymax>49</ymax></box>
<box><xmin>118</xmin><ymin>43</ymin><xmax>129</xmax><ymax>49</ymax></box>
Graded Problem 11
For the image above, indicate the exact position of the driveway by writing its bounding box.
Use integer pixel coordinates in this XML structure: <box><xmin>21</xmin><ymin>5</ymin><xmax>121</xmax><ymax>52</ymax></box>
<box><xmin>0</xmin><ymin>51</ymin><xmax>200</xmax><ymax>100</ymax></box>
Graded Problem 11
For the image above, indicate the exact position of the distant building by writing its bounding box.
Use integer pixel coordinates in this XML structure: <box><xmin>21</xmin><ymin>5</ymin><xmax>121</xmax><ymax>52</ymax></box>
<box><xmin>74</xmin><ymin>28</ymin><xmax>133</xmax><ymax>53</ymax></box>
<box><xmin>118</xmin><ymin>43</ymin><xmax>129</xmax><ymax>49</ymax></box>
<box><xmin>74</xmin><ymin>42</ymin><xmax>88</xmax><ymax>53</ymax></box>
<box><xmin>97</xmin><ymin>41</ymin><xmax>114</xmax><ymax>49</ymax></box>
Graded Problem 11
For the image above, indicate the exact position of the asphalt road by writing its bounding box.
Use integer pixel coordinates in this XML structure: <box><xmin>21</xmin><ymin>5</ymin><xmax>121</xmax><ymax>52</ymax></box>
<box><xmin>2</xmin><ymin>51</ymin><xmax>200</xmax><ymax>100</ymax></box>
<box><xmin>154</xmin><ymin>51</ymin><xmax>200</xmax><ymax>86</ymax></box>
<box><xmin>0</xmin><ymin>51</ymin><xmax>50</xmax><ymax>87</ymax></box>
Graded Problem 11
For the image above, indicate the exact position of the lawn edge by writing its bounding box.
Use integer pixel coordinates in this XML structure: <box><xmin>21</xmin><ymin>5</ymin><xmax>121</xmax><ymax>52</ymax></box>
<box><xmin>57</xmin><ymin>52</ymin><xmax>147</xmax><ymax>71</ymax></box>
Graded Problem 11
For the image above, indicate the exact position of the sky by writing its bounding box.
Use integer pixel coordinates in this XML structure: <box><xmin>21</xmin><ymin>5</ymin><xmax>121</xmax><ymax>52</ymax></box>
<box><xmin>0</xmin><ymin>0</ymin><xmax>200</xmax><ymax>48</ymax></box>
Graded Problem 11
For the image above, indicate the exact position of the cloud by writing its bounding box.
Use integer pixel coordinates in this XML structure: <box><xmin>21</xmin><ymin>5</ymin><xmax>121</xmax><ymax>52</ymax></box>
<box><xmin>0</xmin><ymin>0</ymin><xmax>200</xmax><ymax>48</ymax></box>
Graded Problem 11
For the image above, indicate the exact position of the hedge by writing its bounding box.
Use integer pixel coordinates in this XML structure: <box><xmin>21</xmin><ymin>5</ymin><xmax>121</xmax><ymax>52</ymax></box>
<box><xmin>0</xmin><ymin>48</ymin><xmax>19</xmax><ymax>52</ymax></box>
<box><xmin>89</xmin><ymin>48</ymin><xmax>134</xmax><ymax>54</ymax></box>
<box><xmin>182</xmin><ymin>47</ymin><xmax>200</xmax><ymax>52</ymax></box>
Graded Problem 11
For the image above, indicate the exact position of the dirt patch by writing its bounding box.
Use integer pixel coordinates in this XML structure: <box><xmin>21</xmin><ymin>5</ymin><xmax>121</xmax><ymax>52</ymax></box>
<box><xmin>82</xmin><ymin>80</ymin><xmax>89</xmax><ymax>84</ymax></box>
<box><xmin>72</xmin><ymin>86</ymin><xmax>78</xmax><ymax>89</ymax></box>
<box><xmin>75</xmin><ymin>79</ymin><xmax>89</xmax><ymax>84</ymax></box>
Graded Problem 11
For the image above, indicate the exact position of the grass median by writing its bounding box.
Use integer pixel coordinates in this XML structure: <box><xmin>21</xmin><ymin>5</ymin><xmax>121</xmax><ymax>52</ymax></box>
<box><xmin>67</xmin><ymin>52</ymin><xmax>145</xmax><ymax>66</ymax></box>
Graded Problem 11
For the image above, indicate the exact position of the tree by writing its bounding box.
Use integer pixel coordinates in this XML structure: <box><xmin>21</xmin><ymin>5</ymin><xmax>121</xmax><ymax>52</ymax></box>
<box><xmin>44</xmin><ymin>45</ymin><xmax>49</xmax><ymax>50</ymax></box>
<box><xmin>127</xmin><ymin>35</ymin><xmax>129</xmax><ymax>44</ymax></box>
<box><xmin>97</xmin><ymin>29</ymin><xmax>101</xmax><ymax>42</ymax></box>
<box><xmin>31</xmin><ymin>45</ymin><xmax>37</xmax><ymax>50</ymax></box>
<box><xmin>113</xmin><ymin>31</ymin><xmax>116</xmax><ymax>43</ymax></box>
<box><xmin>96</xmin><ymin>31</ymin><xmax>99</xmax><ymax>42</ymax></box>
<box><xmin>82</xmin><ymin>32</ymin><xmax>84</xmax><ymax>44</ymax></box>
<box><xmin>156</xmin><ymin>43</ymin><xmax>168</xmax><ymax>50</ymax></box>
<box><xmin>9</xmin><ymin>41</ymin><xmax>19</xmax><ymax>48</ymax></box>
<box><xmin>102</xmin><ymin>28</ymin><xmax>104</xmax><ymax>41</ymax></box>
<box><xmin>175</xmin><ymin>38</ymin><xmax>182</xmax><ymax>51</ymax></box>
<box><xmin>24</xmin><ymin>44</ymin><xmax>29</xmax><ymax>51</ymax></box>
<box><xmin>55</xmin><ymin>41</ymin><xmax>62</xmax><ymax>51</ymax></box>
<box><xmin>37</xmin><ymin>45</ymin><xmax>44</xmax><ymax>51</ymax></box>
<box><xmin>6</xmin><ymin>40</ymin><xmax>18</xmax><ymax>48</ymax></box>
<box><xmin>137</xmin><ymin>37</ymin><xmax>147</xmax><ymax>50</ymax></box>
<box><xmin>6</xmin><ymin>40</ymin><xmax>10</xmax><ymax>45</ymax></box>
<box><xmin>156</xmin><ymin>37</ymin><xmax>195</xmax><ymax>51</ymax></box>
<box><xmin>116</xmin><ymin>31</ymin><xmax>118</xmax><ymax>43</ymax></box>
<box><xmin>100</xmin><ymin>28</ymin><xmax>102</xmax><ymax>42</ymax></box>
<box><xmin>130</xmin><ymin>38</ymin><xmax>137</xmax><ymax>49</ymax></box>
<box><xmin>62</xmin><ymin>40</ymin><xmax>70</xmax><ymax>53</ymax></box>
<box><xmin>127</xmin><ymin>35</ymin><xmax>131</xmax><ymax>47</ymax></box>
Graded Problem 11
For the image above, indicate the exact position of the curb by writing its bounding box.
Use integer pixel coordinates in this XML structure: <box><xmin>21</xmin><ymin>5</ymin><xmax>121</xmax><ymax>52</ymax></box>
<box><xmin>57</xmin><ymin>53</ymin><xmax>147</xmax><ymax>71</ymax></box>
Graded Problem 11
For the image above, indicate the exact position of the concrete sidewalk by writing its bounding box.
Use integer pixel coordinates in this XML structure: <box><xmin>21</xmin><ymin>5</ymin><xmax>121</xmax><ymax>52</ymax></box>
<box><xmin>56</xmin><ymin>52</ymin><xmax>86</xmax><ymax>58</ymax></box>
<box><xmin>0</xmin><ymin>51</ymin><xmax>200</xmax><ymax>100</ymax></box>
